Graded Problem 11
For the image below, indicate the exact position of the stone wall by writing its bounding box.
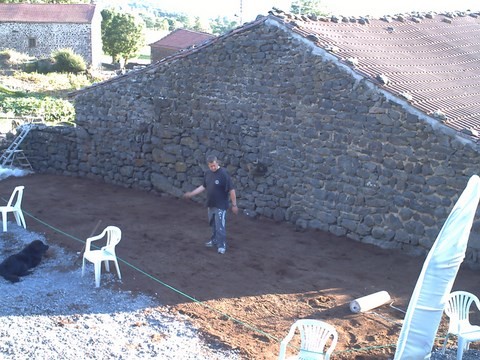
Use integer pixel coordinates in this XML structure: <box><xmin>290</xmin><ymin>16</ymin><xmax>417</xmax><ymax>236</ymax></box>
<box><xmin>21</xmin><ymin>18</ymin><xmax>480</xmax><ymax>266</ymax></box>
<box><xmin>150</xmin><ymin>46</ymin><xmax>177</xmax><ymax>63</ymax></box>
<box><xmin>0</xmin><ymin>21</ymin><xmax>100</xmax><ymax>66</ymax></box>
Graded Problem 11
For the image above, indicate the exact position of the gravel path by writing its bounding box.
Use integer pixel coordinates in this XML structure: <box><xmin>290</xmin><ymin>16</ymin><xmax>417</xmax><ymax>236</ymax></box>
<box><xmin>0</xmin><ymin>225</ymin><xmax>240</xmax><ymax>359</ymax></box>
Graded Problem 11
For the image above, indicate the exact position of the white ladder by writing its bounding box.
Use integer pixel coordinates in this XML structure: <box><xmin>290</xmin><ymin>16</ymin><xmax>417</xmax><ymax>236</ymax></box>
<box><xmin>0</xmin><ymin>124</ymin><xmax>33</xmax><ymax>170</ymax></box>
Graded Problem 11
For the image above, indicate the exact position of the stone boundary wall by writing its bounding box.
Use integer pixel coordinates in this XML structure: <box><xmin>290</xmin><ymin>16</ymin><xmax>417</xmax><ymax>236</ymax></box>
<box><xmin>22</xmin><ymin>19</ymin><xmax>480</xmax><ymax>266</ymax></box>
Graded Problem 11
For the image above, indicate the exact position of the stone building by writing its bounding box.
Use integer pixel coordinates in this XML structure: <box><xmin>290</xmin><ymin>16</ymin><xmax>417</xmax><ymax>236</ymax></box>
<box><xmin>149</xmin><ymin>29</ymin><xmax>215</xmax><ymax>63</ymax></box>
<box><xmin>23</xmin><ymin>10</ymin><xmax>480</xmax><ymax>265</ymax></box>
<box><xmin>0</xmin><ymin>3</ymin><xmax>102</xmax><ymax>67</ymax></box>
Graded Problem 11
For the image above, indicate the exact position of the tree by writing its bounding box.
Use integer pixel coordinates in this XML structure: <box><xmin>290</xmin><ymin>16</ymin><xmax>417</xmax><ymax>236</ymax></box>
<box><xmin>138</xmin><ymin>12</ymin><xmax>155</xmax><ymax>29</ymax></box>
<box><xmin>193</xmin><ymin>16</ymin><xmax>211</xmax><ymax>33</ymax></box>
<box><xmin>166</xmin><ymin>18</ymin><xmax>177</xmax><ymax>31</ymax></box>
<box><xmin>209</xmin><ymin>16</ymin><xmax>238</xmax><ymax>36</ymax></box>
<box><xmin>101</xmin><ymin>9</ymin><xmax>145</xmax><ymax>66</ymax></box>
<box><xmin>154</xmin><ymin>18</ymin><xmax>169</xmax><ymax>31</ymax></box>
<box><xmin>290</xmin><ymin>0</ymin><xmax>326</xmax><ymax>16</ymax></box>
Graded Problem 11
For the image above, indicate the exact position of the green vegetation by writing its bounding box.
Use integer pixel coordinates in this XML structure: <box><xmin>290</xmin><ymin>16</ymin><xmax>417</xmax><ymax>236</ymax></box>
<box><xmin>0</xmin><ymin>1</ymin><xmax>244</xmax><ymax>126</ymax></box>
<box><xmin>210</xmin><ymin>16</ymin><xmax>239</xmax><ymax>35</ymax></box>
<box><xmin>290</xmin><ymin>0</ymin><xmax>327</xmax><ymax>16</ymax></box>
<box><xmin>0</xmin><ymin>49</ymin><xmax>32</xmax><ymax>69</ymax></box>
<box><xmin>0</xmin><ymin>84</ymin><xmax>23</xmax><ymax>97</ymax></box>
<box><xmin>0</xmin><ymin>94</ymin><xmax>75</xmax><ymax>124</ymax></box>
<box><xmin>10</xmin><ymin>71</ymin><xmax>96</xmax><ymax>94</ymax></box>
<box><xmin>101</xmin><ymin>8</ymin><xmax>145</xmax><ymax>65</ymax></box>
<box><xmin>0</xmin><ymin>50</ymin><xmax>105</xmax><ymax>125</ymax></box>
<box><xmin>0</xmin><ymin>0</ymin><xmax>238</xmax><ymax>35</ymax></box>
<box><xmin>123</xmin><ymin>1</ymin><xmax>239</xmax><ymax>35</ymax></box>
<box><xmin>52</xmin><ymin>49</ymin><xmax>87</xmax><ymax>74</ymax></box>
<box><xmin>21</xmin><ymin>49</ymin><xmax>88</xmax><ymax>74</ymax></box>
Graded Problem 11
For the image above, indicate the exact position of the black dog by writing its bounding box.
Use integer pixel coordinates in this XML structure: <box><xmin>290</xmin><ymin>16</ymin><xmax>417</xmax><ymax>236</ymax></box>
<box><xmin>0</xmin><ymin>240</ymin><xmax>49</xmax><ymax>283</ymax></box>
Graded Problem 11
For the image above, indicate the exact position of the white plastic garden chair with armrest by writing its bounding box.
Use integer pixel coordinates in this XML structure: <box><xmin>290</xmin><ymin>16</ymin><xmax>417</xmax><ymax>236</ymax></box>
<box><xmin>442</xmin><ymin>290</ymin><xmax>480</xmax><ymax>360</ymax></box>
<box><xmin>278</xmin><ymin>319</ymin><xmax>338</xmax><ymax>360</ymax></box>
<box><xmin>82</xmin><ymin>226</ymin><xmax>122</xmax><ymax>288</ymax></box>
<box><xmin>0</xmin><ymin>185</ymin><xmax>26</xmax><ymax>232</ymax></box>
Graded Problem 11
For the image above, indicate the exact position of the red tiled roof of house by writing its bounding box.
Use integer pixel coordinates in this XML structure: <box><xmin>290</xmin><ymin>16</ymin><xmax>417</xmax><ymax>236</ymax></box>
<box><xmin>0</xmin><ymin>3</ymin><xmax>96</xmax><ymax>23</ymax></box>
<box><xmin>268</xmin><ymin>9</ymin><xmax>480</xmax><ymax>138</ymax></box>
<box><xmin>150</xmin><ymin>29</ymin><xmax>215</xmax><ymax>51</ymax></box>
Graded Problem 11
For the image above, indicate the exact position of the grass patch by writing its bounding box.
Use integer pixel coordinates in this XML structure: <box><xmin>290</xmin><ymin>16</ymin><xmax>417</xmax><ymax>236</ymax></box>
<box><xmin>0</xmin><ymin>84</ymin><xmax>25</xmax><ymax>97</ymax></box>
<box><xmin>11</xmin><ymin>72</ymin><xmax>100</xmax><ymax>96</ymax></box>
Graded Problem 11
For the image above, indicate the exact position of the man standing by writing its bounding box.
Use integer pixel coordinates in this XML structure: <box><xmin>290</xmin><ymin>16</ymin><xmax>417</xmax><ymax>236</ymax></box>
<box><xmin>183</xmin><ymin>155</ymin><xmax>238</xmax><ymax>254</ymax></box>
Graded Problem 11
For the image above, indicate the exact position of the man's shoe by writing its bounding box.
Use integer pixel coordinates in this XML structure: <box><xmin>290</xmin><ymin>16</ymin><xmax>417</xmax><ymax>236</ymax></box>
<box><xmin>217</xmin><ymin>247</ymin><xmax>226</xmax><ymax>254</ymax></box>
<box><xmin>205</xmin><ymin>240</ymin><xmax>214</xmax><ymax>247</ymax></box>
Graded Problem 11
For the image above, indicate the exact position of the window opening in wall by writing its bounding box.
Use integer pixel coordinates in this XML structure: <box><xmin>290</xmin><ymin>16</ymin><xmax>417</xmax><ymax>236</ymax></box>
<box><xmin>28</xmin><ymin>38</ymin><xmax>37</xmax><ymax>48</ymax></box>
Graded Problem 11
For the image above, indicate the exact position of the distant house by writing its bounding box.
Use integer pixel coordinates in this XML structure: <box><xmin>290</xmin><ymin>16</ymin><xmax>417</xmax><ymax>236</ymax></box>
<box><xmin>0</xmin><ymin>3</ymin><xmax>102</xmax><ymax>67</ymax></box>
<box><xmin>149</xmin><ymin>29</ymin><xmax>215</xmax><ymax>63</ymax></box>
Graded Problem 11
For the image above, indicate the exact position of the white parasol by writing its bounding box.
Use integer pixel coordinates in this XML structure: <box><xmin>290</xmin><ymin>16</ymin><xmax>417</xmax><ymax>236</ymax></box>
<box><xmin>394</xmin><ymin>174</ymin><xmax>480</xmax><ymax>359</ymax></box>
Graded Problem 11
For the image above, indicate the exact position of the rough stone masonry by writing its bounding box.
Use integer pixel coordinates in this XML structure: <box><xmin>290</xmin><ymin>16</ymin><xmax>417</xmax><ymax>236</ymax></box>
<box><xmin>22</xmin><ymin>17</ymin><xmax>480</xmax><ymax>266</ymax></box>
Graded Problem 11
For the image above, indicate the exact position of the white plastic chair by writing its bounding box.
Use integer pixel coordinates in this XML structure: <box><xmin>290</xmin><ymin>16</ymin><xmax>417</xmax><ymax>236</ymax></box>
<box><xmin>0</xmin><ymin>185</ymin><xmax>26</xmax><ymax>232</ymax></box>
<box><xmin>442</xmin><ymin>291</ymin><xmax>480</xmax><ymax>360</ymax></box>
<box><xmin>82</xmin><ymin>226</ymin><xmax>122</xmax><ymax>288</ymax></box>
<box><xmin>278</xmin><ymin>319</ymin><xmax>338</xmax><ymax>360</ymax></box>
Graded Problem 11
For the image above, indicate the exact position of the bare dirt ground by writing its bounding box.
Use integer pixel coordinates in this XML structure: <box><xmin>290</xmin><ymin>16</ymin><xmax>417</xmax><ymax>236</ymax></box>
<box><xmin>1</xmin><ymin>173</ymin><xmax>479</xmax><ymax>359</ymax></box>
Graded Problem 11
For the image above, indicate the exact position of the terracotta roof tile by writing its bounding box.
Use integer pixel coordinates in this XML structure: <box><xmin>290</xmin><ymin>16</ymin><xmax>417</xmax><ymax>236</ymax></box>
<box><xmin>0</xmin><ymin>4</ymin><xmax>96</xmax><ymax>24</ymax></box>
<box><xmin>150</xmin><ymin>29</ymin><xmax>215</xmax><ymax>50</ymax></box>
<box><xmin>269</xmin><ymin>10</ymin><xmax>480</xmax><ymax>138</ymax></box>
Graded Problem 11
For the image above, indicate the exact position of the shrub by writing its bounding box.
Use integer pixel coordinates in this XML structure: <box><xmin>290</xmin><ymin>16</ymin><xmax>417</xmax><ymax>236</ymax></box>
<box><xmin>52</xmin><ymin>49</ymin><xmax>86</xmax><ymax>74</ymax></box>
<box><xmin>22</xmin><ymin>61</ymin><xmax>38</xmax><ymax>73</ymax></box>
<box><xmin>0</xmin><ymin>95</ymin><xmax>75</xmax><ymax>124</ymax></box>
<box><xmin>36</xmin><ymin>58</ymin><xmax>56</xmax><ymax>74</ymax></box>
<box><xmin>0</xmin><ymin>49</ymin><xmax>32</xmax><ymax>69</ymax></box>
<box><xmin>0</xmin><ymin>96</ymin><xmax>38</xmax><ymax>115</ymax></box>
<box><xmin>41</xmin><ymin>97</ymin><xmax>75</xmax><ymax>124</ymax></box>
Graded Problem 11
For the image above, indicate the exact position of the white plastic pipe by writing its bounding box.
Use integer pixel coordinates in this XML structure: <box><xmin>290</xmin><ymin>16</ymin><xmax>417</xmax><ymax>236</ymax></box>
<box><xmin>350</xmin><ymin>291</ymin><xmax>391</xmax><ymax>313</ymax></box>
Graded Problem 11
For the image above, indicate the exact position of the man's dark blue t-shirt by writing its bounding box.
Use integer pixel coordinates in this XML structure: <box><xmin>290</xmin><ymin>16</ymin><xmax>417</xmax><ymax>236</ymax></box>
<box><xmin>203</xmin><ymin>167</ymin><xmax>233</xmax><ymax>210</ymax></box>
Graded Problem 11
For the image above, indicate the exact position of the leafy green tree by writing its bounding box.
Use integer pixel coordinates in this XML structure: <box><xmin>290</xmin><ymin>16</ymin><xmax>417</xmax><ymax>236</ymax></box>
<box><xmin>166</xmin><ymin>18</ymin><xmax>176</xmax><ymax>31</ymax></box>
<box><xmin>290</xmin><ymin>0</ymin><xmax>325</xmax><ymax>16</ymax></box>
<box><xmin>209</xmin><ymin>16</ymin><xmax>238</xmax><ymax>35</ymax></box>
<box><xmin>193</xmin><ymin>17</ymin><xmax>211</xmax><ymax>33</ymax></box>
<box><xmin>139</xmin><ymin>12</ymin><xmax>155</xmax><ymax>29</ymax></box>
<box><xmin>155</xmin><ymin>18</ymin><xmax>169</xmax><ymax>31</ymax></box>
<box><xmin>174</xmin><ymin>14</ymin><xmax>195</xmax><ymax>29</ymax></box>
<box><xmin>193</xmin><ymin>17</ymin><xmax>201</xmax><ymax>31</ymax></box>
<box><xmin>101</xmin><ymin>8</ymin><xmax>145</xmax><ymax>66</ymax></box>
